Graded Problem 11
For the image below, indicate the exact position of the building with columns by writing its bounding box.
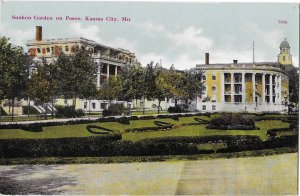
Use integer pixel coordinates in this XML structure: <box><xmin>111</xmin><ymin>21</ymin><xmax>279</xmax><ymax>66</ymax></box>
<box><xmin>23</xmin><ymin>26</ymin><xmax>138</xmax><ymax>112</ymax></box>
<box><xmin>196</xmin><ymin>39</ymin><xmax>291</xmax><ymax>113</ymax></box>
<box><xmin>26</xmin><ymin>26</ymin><xmax>137</xmax><ymax>88</ymax></box>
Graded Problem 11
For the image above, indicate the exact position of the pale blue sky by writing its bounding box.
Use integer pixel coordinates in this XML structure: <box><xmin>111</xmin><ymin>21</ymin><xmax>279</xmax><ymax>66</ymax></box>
<box><xmin>1</xmin><ymin>1</ymin><xmax>299</xmax><ymax>69</ymax></box>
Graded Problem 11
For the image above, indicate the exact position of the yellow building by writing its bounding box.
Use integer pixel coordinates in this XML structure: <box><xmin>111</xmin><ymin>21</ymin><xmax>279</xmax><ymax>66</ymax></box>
<box><xmin>196</xmin><ymin>39</ymin><xmax>291</xmax><ymax>113</ymax></box>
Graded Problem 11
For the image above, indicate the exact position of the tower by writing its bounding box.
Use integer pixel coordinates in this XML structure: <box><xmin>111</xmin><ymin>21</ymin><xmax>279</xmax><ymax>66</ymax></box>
<box><xmin>277</xmin><ymin>38</ymin><xmax>292</xmax><ymax>65</ymax></box>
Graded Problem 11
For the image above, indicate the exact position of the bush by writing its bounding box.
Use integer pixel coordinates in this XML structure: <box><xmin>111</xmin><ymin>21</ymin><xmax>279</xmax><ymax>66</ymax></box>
<box><xmin>168</xmin><ymin>105</ymin><xmax>183</xmax><ymax>113</ymax></box>
<box><xmin>207</xmin><ymin>114</ymin><xmax>256</xmax><ymax>130</ymax></box>
<box><xmin>0</xmin><ymin>107</ymin><xmax>7</xmax><ymax>116</ymax></box>
<box><xmin>102</xmin><ymin>103</ymin><xmax>125</xmax><ymax>117</ymax></box>
<box><xmin>55</xmin><ymin>106</ymin><xmax>84</xmax><ymax>118</ymax></box>
<box><xmin>22</xmin><ymin>106</ymin><xmax>40</xmax><ymax>115</ymax></box>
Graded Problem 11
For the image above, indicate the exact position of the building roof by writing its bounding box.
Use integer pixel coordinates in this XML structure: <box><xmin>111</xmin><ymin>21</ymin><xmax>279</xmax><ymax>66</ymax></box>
<box><xmin>280</xmin><ymin>38</ymin><xmax>290</xmax><ymax>48</ymax></box>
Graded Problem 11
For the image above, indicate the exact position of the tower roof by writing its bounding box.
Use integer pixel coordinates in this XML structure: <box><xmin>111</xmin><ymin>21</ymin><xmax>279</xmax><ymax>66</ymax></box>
<box><xmin>280</xmin><ymin>38</ymin><xmax>290</xmax><ymax>48</ymax></box>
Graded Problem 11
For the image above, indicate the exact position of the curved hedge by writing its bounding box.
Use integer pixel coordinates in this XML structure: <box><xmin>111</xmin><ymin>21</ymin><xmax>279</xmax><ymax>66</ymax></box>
<box><xmin>86</xmin><ymin>125</ymin><xmax>116</xmax><ymax>134</ymax></box>
<box><xmin>207</xmin><ymin>114</ymin><xmax>256</xmax><ymax>130</ymax></box>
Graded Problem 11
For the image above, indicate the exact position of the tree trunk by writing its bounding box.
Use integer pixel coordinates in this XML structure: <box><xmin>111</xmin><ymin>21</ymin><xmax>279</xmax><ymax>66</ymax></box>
<box><xmin>28</xmin><ymin>97</ymin><xmax>30</xmax><ymax>117</ymax></box>
<box><xmin>73</xmin><ymin>96</ymin><xmax>77</xmax><ymax>110</ymax></box>
<box><xmin>175</xmin><ymin>98</ymin><xmax>178</xmax><ymax>106</ymax></box>
<box><xmin>88</xmin><ymin>99</ymin><xmax>91</xmax><ymax>120</ymax></box>
<box><xmin>0</xmin><ymin>99</ymin><xmax>2</xmax><ymax>120</ymax></box>
<box><xmin>158</xmin><ymin>99</ymin><xmax>161</xmax><ymax>114</ymax></box>
<box><xmin>11</xmin><ymin>98</ymin><xmax>14</xmax><ymax>122</ymax></box>
<box><xmin>142</xmin><ymin>96</ymin><xmax>145</xmax><ymax>115</ymax></box>
<box><xmin>51</xmin><ymin>97</ymin><xmax>54</xmax><ymax>119</ymax></box>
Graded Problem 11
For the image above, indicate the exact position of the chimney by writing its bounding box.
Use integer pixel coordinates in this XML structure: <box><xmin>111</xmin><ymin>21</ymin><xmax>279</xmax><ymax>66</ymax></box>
<box><xmin>205</xmin><ymin>53</ymin><xmax>209</xmax><ymax>64</ymax></box>
<box><xmin>233</xmin><ymin>60</ymin><xmax>238</xmax><ymax>64</ymax></box>
<box><xmin>36</xmin><ymin>26</ymin><xmax>42</xmax><ymax>41</ymax></box>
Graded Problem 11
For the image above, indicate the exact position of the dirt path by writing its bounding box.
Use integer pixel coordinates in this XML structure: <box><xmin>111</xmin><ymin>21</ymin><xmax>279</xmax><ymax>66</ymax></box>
<box><xmin>0</xmin><ymin>153</ymin><xmax>297</xmax><ymax>195</ymax></box>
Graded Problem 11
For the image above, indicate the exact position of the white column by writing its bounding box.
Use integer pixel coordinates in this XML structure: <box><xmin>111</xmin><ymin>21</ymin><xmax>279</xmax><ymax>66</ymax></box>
<box><xmin>269</xmin><ymin>74</ymin><xmax>273</xmax><ymax>103</ymax></box>
<box><xmin>252</xmin><ymin>73</ymin><xmax>256</xmax><ymax>102</ymax></box>
<box><xmin>115</xmin><ymin>65</ymin><xmax>118</xmax><ymax>77</ymax></box>
<box><xmin>107</xmin><ymin>64</ymin><xmax>110</xmax><ymax>80</ymax></box>
<box><xmin>221</xmin><ymin>72</ymin><xmax>224</xmax><ymax>102</ymax></box>
<box><xmin>278</xmin><ymin>75</ymin><xmax>282</xmax><ymax>104</ymax></box>
<box><xmin>231</xmin><ymin>72</ymin><xmax>234</xmax><ymax>103</ymax></box>
<box><xmin>274</xmin><ymin>75</ymin><xmax>278</xmax><ymax>103</ymax></box>
<box><xmin>262</xmin><ymin>73</ymin><xmax>265</xmax><ymax>103</ymax></box>
<box><xmin>242</xmin><ymin>72</ymin><xmax>245</xmax><ymax>103</ymax></box>
<box><xmin>97</xmin><ymin>64</ymin><xmax>101</xmax><ymax>88</ymax></box>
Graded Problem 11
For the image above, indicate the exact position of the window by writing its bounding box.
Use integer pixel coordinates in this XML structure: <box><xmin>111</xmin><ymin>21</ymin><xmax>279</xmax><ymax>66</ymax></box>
<box><xmin>212</xmin><ymin>75</ymin><xmax>216</xmax><ymax>80</ymax></box>
<box><xmin>51</xmin><ymin>47</ymin><xmax>54</xmax><ymax>55</ymax></box>
<box><xmin>212</xmin><ymin>105</ymin><xmax>216</xmax><ymax>110</ymax></box>
<box><xmin>84</xmin><ymin>102</ymin><xmax>87</xmax><ymax>109</ymax></box>
<box><xmin>46</xmin><ymin>47</ymin><xmax>50</xmax><ymax>53</ymax></box>
<box><xmin>36</xmin><ymin>48</ymin><xmax>41</xmax><ymax>53</ymax></box>
<box><xmin>212</xmin><ymin>86</ymin><xmax>216</xmax><ymax>91</ymax></box>
<box><xmin>58</xmin><ymin>46</ymin><xmax>62</xmax><ymax>52</ymax></box>
<box><xmin>202</xmin><ymin>105</ymin><xmax>206</xmax><ymax>110</ymax></box>
<box><xmin>101</xmin><ymin>103</ymin><xmax>107</xmax><ymax>109</ymax></box>
<box><xmin>92</xmin><ymin>103</ymin><xmax>96</xmax><ymax>109</ymax></box>
<box><xmin>65</xmin><ymin>46</ymin><xmax>69</xmax><ymax>52</ymax></box>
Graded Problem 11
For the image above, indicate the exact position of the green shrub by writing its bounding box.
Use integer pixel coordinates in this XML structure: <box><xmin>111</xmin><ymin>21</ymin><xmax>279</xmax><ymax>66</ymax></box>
<box><xmin>22</xmin><ymin>106</ymin><xmax>40</xmax><ymax>115</ymax></box>
<box><xmin>102</xmin><ymin>103</ymin><xmax>125</xmax><ymax>116</ymax></box>
<box><xmin>55</xmin><ymin>106</ymin><xmax>85</xmax><ymax>118</ymax></box>
<box><xmin>168</xmin><ymin>105</ymin><xmax>184</xmax><ymax>113</ymax></box>
<box><xmin>207</xmin><ymin>114</ymin><xmax>256</xmax><ymax>130</ymax></box>
<box><xmin>0</xmin><ymin>107</ymin><xmax>8</xmax><ymax>116</ymax></box>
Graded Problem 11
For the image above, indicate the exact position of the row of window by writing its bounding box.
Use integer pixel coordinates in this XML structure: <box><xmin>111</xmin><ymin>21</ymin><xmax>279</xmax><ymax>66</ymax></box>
<box><xmin>83</xmin><ymin>102</ymin><xmax>108</xmax><ymax>110</ymax></box>
<box><xmin>202</xmin><ymin>105</ymin><xmax>216</xmax><ymax>111</ymax></box>
<box><xmin>35</xmin><ymin>45</ymin><xmax>74</xmax><ymax>55</ymax></box>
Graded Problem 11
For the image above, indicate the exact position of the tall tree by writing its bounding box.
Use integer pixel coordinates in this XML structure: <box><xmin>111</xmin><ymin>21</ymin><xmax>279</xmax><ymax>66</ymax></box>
<box><xmin>179</xmin><ymin>69</ymin><xmax>204</xmax><ymax>106</ymax></box>
<box><xmin>283</xmin><ymin>65</ymin><xmax>299</xmax><ymax>105</ymax></box>
<box><xmin>56</xmin><ymin>46</ymin><xmax>97</xmax><ymax>109</ymax></box>
<box><xmin>0</xmin><ymin>37</ymin><xmax>27</xmax><ymax>121</ymax></box>
<box><xmin>28</xmin><ymin>60</ymin><xmax>52</xmax><ymax>117</ymax></box>
<box><xmin>98</xmin><ymin>76</ymin><xmax>122</xmax><ymax>103</ymax></box>
<box><xmin>120</xmin><ymin>63</ymin><xmax>145</xmax><ymax>112</ymax></box>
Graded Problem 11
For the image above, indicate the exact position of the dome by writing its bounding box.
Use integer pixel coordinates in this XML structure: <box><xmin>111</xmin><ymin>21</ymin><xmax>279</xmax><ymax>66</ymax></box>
<box><xmin>280</xmin><ymin>38</ymin><xmax>290</xmax><ymax>48</ymax></box>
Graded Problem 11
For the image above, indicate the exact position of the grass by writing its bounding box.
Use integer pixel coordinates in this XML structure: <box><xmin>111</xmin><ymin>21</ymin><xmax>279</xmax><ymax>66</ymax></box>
<box><xmin>0</xmin><ymin>114</ymin><xmax>290</xmax><ymax>141</ymax></box>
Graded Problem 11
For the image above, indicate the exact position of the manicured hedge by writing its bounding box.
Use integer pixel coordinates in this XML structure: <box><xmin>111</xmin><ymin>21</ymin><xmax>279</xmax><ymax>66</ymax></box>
<box><xmin>86</xmin><ymin>125</ymin><xmax>116</xmax><ymax>134</ymax></box>
<box><xmin>138</xmin><ymin>135</ymin><xmax>261</xmax><ymax>145</ymax></box>
<box><xmin>0</xmin><ymin>136</ymin><xmax>198</xmax><ymax>158</ymax></box>
<box><xmin>125</xmin><ymin>125</ymin><xmax>173</xmax><ymax>133</ymax></box>
<box><xmin>207</xmin><ymin>114</ymin><xmax>256</xmax><ymax>130</ymax></box>
<box><xmin>266</xmin><ymin>127</ymin><xmax>294</xmax><ymax>138</ymax></box>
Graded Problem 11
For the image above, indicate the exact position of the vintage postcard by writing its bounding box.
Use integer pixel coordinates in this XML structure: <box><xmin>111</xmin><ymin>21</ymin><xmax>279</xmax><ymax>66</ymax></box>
<box><xmin>0</xmin><ymin>1</ymin><xmax>298</xmax><ymax>195</ymax></box>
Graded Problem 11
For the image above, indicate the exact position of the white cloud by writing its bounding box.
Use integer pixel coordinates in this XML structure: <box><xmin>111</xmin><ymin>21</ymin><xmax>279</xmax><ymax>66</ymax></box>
<box><xmin>69</xmin><ymin>23</ymin><xmax>102</xmax><ymax>43</ymax></box>
<box><xmin>105</xmin><ymin>38</ymin><xmax>137</xmax><ymax>53</ymax></box>
<box><xmin>249</xmin><ymin>24</ymin><xmax>283</xmax><ymax>51</ymax></box>
<box><xmin>292</xmin><ymin>56</ymin><xmax>299</xmax><ymax>67</ymax></box>
<box><xmin>0</xmin><ymin>23</ymin><xmax>35</xmax><ymax>49</ymax></box>
<box><xmin>167</xmin><ymin>26</ymin><xmax>213</xmax><ymax>51</ymax></box>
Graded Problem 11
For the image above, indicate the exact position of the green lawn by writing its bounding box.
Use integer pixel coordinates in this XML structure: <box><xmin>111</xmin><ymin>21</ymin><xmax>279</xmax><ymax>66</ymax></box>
<box><xmin>0</xmin><ymin>114</ymin><xmax>289</xmax><ymax>141</ymax></box>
